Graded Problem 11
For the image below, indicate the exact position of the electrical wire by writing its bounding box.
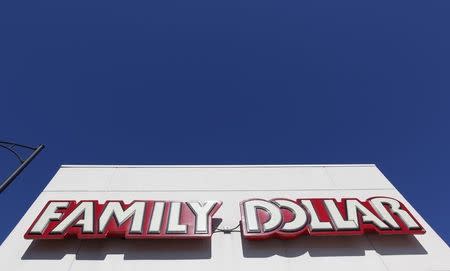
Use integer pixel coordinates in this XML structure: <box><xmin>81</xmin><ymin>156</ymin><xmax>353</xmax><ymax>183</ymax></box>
<box><xmin>214</xmin><ymin>223</ymin><xmax>241</xmax><ymax>234</ymax></box>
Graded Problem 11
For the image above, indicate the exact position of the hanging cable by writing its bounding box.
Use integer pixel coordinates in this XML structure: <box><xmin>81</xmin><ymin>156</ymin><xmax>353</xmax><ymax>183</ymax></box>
<box><xmin>214</xmin><ymin>223</ymin><xmax>241</xmax><ymax>234</ymax></box>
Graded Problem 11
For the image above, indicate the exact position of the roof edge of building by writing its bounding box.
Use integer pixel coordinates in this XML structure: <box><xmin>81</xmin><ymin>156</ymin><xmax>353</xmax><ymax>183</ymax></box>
<box><xmin>60</xmin><ymin>164</ymin><xmax>377</xmax><ymax>168</ymax></box>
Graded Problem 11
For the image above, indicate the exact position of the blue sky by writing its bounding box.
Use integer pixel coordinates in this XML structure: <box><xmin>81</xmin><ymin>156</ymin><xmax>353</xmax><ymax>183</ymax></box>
<box><xmin>1</xmin><ymin>1</ymin><xmax>449</xmax><ymax>245</ymax></box>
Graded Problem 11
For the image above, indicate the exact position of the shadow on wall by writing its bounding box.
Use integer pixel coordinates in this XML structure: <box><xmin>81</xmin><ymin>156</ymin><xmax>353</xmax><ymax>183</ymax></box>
<box><xmin>242</xmin><ymin>234</ymin><xmax>428</xmax><ymax>258</ymax></box>
<box><xmin>22</xmin><ymin>238</ymin><xmax>212</xmax><ymax>260</ymax></box>
<box><xmin>21</xmin><ymin>234</ymin><xmax>427</xmax><ymax>261</ymax></box>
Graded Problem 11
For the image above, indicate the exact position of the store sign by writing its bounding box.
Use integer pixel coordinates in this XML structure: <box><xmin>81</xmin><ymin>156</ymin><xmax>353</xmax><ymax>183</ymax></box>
<box><xmin>241</xmin><ymin>197</ymin><xmax>425</xmax><ymax>240</ymax></box>
<box><xmin>24</xmin><ymin>200</ymin><xmax>222</xmax><ymax>239</ymax></box>
<box><xmin>25</xmin><ymin>197</ymin><xmax>425</xmax><ymax>240</ymax></box>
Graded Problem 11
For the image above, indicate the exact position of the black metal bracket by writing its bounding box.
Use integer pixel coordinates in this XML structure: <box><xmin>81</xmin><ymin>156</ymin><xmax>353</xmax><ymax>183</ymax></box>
<box><xmin>0</xmin><ymin>141</ymin><xmax>45</xmax><ymax>193</ymax></box>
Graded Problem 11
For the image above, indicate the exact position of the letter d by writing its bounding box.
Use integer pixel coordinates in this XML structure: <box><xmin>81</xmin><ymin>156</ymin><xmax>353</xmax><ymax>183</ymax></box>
<box><xmin>241</xmin><ymin>199</ymin><xmax>282</xmax><ymax>235</ymax></box>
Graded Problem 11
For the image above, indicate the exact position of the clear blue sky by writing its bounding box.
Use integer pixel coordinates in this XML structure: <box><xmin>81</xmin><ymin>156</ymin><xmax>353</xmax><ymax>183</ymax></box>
<box><xmin>1</xmin><ymin>1</ymin><xmax>449</xmax><ymax>245</ymax></box>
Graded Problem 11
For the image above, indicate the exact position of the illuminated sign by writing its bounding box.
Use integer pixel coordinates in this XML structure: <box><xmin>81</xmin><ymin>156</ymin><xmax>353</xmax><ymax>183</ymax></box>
<box><xmin>24</xmin><ymin>200</ymin><xmax>222</xmax><ymax>239</ymax></box>
<box><xmin>25</xmin><ymin>197</ymin><xmax>425</xmax><ymax>240</ymax></box>
<box><xmin>240</xmin><ymin>197</ymin><xmax>425</xmax><ymax>239</ymax></box>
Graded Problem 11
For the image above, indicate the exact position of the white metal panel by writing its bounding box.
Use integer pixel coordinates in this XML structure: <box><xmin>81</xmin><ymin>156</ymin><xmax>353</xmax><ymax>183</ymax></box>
<box><xmin>44</xmin><ymin>167</ymin><xmax>114</xmax><ymax>192</ymax></box>
<box><xmin>325</xmin><ymin>166</ymin><xmax>395</xmax><ymax>189</ymax></box>
<box><xmin>1</xmin><ymin>165</ymin><xmax>449</xmax><ymax>271</ymax></box>
<box><xmin>45</xmin><ymin>165</ymin><xmax>396</xmax><ymax>192</ymax></box>
<box><xmin>107</xmin><ymin>166</ymin><xmax>336</xmax><ymax>191</ymax></box>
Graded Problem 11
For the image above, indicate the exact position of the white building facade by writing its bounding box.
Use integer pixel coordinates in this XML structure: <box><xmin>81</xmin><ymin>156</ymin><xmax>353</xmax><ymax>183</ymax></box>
<box><xmin>1</xmin><ymin>164</ymin><xmax>449</xmax><ymax>271</ymax></box>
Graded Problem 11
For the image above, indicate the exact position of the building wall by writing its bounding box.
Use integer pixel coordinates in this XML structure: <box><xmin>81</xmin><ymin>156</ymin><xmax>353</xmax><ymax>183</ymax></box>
<box><xmin>1</xmin><ymin>165</ymin><xmax>449</xmax><ymax>271</ymax></box>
